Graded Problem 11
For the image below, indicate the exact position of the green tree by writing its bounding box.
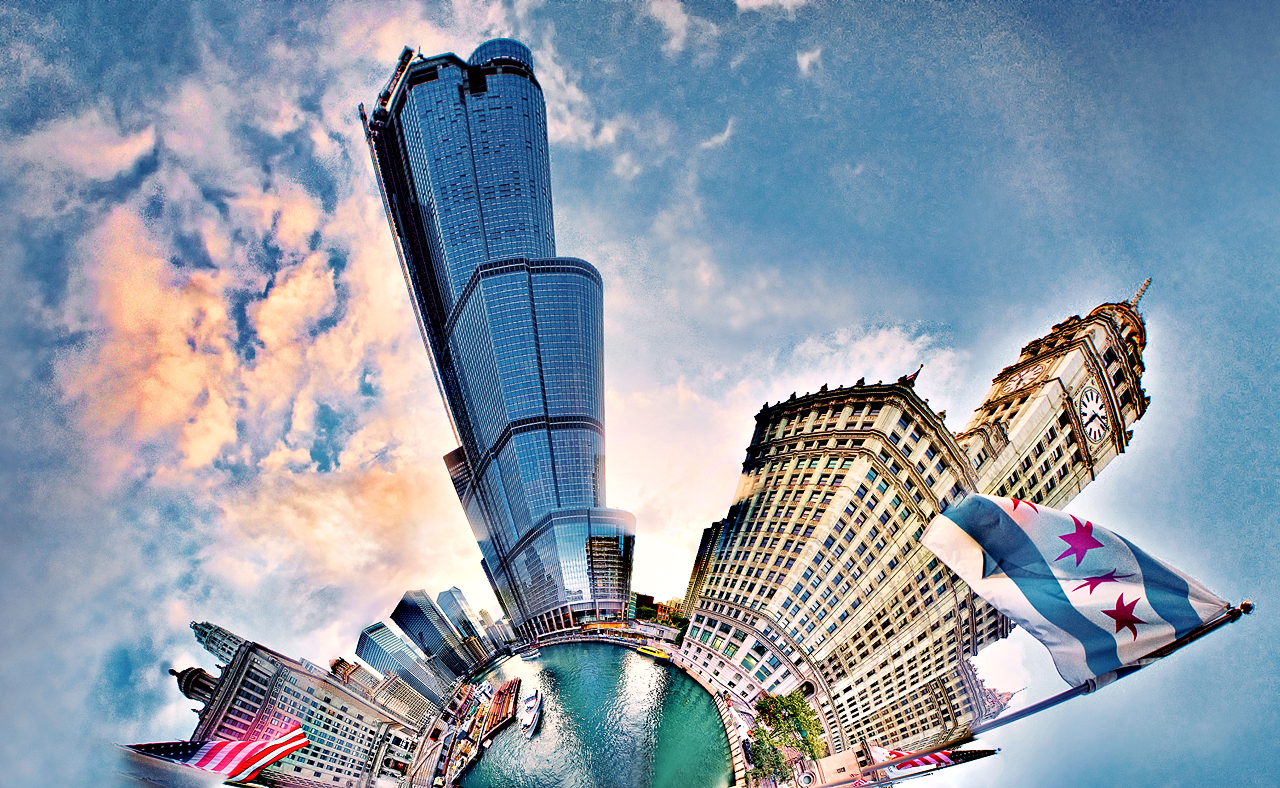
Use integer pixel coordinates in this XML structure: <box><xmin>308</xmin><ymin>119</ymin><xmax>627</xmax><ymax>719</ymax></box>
<box><xmin>754</xmin><ymin>691</ymin><xmax>826</xmax><ymax>761</ymax></box>
<box><xmin>780</xmin><ymin>692</ymin><xmax>825</xmax><ymax>760</ymax></box>
<box><xmin>747</xmin><ymin>730</ymin><xmax>790</xmax><ymax>784</ymax></box>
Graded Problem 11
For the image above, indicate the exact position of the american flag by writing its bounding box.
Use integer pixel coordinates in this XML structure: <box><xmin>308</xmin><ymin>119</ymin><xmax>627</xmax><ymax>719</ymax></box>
<box><xmin>889</xmin><ymin>749</ymin><xmax>952</xmax><ymax>768</ymax></box>
<box><xmin>868</xmin><ymin>745</ymin><xmax>998</xmax><ymax>777</ymax></box>
<box><xmin>125</xmin><ymin>722</ymin><xmax>309</xmax><ymax>783</ymax></box>
<box><xmin>869</xmin><ymin>744</ymin><xmax>952</xmax><ymax>772</ymax></box>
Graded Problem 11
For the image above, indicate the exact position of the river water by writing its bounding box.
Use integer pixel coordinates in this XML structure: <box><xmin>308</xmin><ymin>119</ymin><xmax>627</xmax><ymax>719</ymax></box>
<box><xmin>459</xmin><ymin>642</ymin><xmax>732</xmax><ymax>788</ymax></box>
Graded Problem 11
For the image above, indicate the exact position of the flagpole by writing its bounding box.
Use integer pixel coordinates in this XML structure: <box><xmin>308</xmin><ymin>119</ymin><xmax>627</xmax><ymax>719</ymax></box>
<box><xmin>817</xmin><ymin>602</ymin><xmax>1252</xmax><ymax>788</ymax></box>
<box><xmin>820</xmin><ymin>750</ymin><xmax>999</xmax><ymax>788</ymax></box>
<box><xmin>970</xmin><ymin>600</ymin><xmax>1252</xmax><ymax>737</ymax></box>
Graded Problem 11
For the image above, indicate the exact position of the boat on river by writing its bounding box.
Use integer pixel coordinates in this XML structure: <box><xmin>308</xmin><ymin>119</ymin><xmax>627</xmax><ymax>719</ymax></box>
<box><xmin>519</xmin><ymin>647</ymin><xmax>541</xmax><ymax>661</ymax></box>
<box><xmin>636</xmin><ymin>645</ymin><xmax>670</xmax><ymax>662</ymax></box>
<box><xmin>519</xmin><ymin>690</ymin><xmax>543</xmax><ymax>738</ymax></box>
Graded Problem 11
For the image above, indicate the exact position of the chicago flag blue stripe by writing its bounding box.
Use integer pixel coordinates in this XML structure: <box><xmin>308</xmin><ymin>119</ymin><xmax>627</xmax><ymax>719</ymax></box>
<box><xmin>1114</xmin><ymin>533</ymin><xmax>1208</xmax><ymax>638</ymax></box>
<box><xmin>947</xmin><ymin>496</ymin><xmax>1122</xmax><ymax>679</ymax></box>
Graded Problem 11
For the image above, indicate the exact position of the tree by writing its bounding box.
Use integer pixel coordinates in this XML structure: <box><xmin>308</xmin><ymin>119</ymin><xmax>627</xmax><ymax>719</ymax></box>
<box><xmin>754</xmin><ymin>691</ymin><xmax>825</xmax><ymax>761</ymax></box>
<box><xmin>746</xmin><ymin>730</ymin><xmax>790</xmax><ymax>785</ymax></box>
<box><xmin>780</xmin><ymin>692</ymin><xmax>825</xmax><ymax>760</ymax></box>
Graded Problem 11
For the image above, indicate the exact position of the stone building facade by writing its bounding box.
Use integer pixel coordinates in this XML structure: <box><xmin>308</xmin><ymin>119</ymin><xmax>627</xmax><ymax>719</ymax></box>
<box><xmin>678</xmin><ymin>293</ymin><xmax>1149</xmax><ymax>766</ymax></box>
<box><xmin>174</xmin><ymin>627</ymin><xmax>425</xmax><ymax>787</ymax></box>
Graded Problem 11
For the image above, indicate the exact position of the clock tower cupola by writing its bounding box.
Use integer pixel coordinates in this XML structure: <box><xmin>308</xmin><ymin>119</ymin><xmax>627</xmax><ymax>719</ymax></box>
<box><xmin>957</xmin><ymin>280</ymin><xmax>1151</xmax><ymax>509</ymax></box>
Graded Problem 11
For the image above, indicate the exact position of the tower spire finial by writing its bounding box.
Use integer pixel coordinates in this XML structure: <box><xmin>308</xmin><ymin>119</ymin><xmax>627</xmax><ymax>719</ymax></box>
<box><xmin>1130</xmin><ymin>277</ymin><xmax>1151</xmax><ymax>309</ymax></box>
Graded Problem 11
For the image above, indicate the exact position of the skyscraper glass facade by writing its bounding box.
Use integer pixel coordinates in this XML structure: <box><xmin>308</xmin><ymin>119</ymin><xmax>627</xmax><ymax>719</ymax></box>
<box><xmin>437</xmin><ymin>587</ymin><xmax>486</xmax><ymax>643</ymax></box>
<box><xmin>365</xmin><ymin>39</ymin><xmax>634</xmax><ymax>637</ymax></box>
<box><xmin>355</xmin><ymin>622</ymin><xmax>452</xmax><ymax>708</ymax></box>
<box><xmin>390</xmin><ymin>590</ymin><xmax>471</xmax><ymax>677</ymax></box>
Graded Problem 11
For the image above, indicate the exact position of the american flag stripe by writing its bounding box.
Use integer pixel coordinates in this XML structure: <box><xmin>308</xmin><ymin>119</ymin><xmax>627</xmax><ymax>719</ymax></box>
<box><xmin>203</xmin><ymin>740</ymin><xmax>254</xmax><ymax>771</ymax></box>
<box><xmin>883</xmin><ymin>748</ymin><xmax>952</xmax><ymax>768</ymax></box>
<box><xmin>228</xmin><ymin>726</ymin><xmax>310</xmax><ymax>781</ymax></box>
<box><xmin>126</xmin><ymin>723</ymin><xmax>309</xmax><ymax>781</ymax></box>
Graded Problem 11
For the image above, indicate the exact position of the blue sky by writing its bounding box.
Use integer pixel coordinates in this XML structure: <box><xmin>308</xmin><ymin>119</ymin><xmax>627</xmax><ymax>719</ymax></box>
<box><xmin>1</xmin><ymin>1</ymin><xmax>1276</xmax><ymax>786</ymax></box>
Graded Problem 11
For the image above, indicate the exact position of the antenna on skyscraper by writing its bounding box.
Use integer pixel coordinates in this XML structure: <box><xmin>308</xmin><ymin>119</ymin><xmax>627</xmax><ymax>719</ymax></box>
<box><xmin>1130</xmin><ymin>277</ymin><xmax>1151</xmax><ymax>309</ymax></box>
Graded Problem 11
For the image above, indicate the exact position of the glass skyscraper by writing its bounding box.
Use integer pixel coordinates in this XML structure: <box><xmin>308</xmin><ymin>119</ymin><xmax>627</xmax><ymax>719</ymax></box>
<box><xmin>437</xmin><ymin>586</ymin><xmax>486</xmax><ymax>643</ymax></box>
<box><xmin>364</xmin><ymin>39</ymin><xmax>635</xmax><ymax>638</ymax></box>
<box><xmin>390</xmin><ymin>589</ymin><xmax>472</xmax><ymax>677</ymax></box>
<box><xmin>355</xmin><ymin>622</ymin><xmax>453</xmax><ymax>707</ymax></box>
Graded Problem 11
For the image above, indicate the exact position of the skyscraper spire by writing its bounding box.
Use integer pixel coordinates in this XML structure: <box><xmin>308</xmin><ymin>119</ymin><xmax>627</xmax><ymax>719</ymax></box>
<box><xmin>1130</xmin><ymin>277</ymin><xmax>1151</xmax><ymax>309</ymax></box>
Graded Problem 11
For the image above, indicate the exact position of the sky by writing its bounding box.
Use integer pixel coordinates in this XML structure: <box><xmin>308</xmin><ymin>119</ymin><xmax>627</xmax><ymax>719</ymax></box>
<box><xmin>0</xmin><ymin>0</ymin><xmax>1276</xmax><ymax>786</ymax></box>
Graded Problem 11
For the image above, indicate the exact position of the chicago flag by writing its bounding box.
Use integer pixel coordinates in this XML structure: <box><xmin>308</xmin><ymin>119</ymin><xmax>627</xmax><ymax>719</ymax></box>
<box><xmin>921</xmin><ymin>494</ymin><xmax>1227</xmax><ymax>687</ymax></box>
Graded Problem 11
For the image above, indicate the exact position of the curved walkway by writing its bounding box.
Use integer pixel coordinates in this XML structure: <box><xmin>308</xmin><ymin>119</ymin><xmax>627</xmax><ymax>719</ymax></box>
<box><xmin>535</xmin><ymin>633</ymin><xmax>749</xmax><ymax>786</ymax></box>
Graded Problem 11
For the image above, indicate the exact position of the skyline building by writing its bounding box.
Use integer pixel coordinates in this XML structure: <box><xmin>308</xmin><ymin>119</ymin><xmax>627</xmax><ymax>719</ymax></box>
<box><xmin>680</xmin><ymin>521</ymin><xmax>725</xmax><ymax>618</ymax></box>
<box><xmin>437</xmin><ymin>586</ymin><xmax>489</xmax><ymax>647</ymax></box>
<box><xmin>364</xmin><ymin>39</ymin><xmax>635</xmax><ymax>638</ymax></box>
<box><xmin>677</xmin><ymin>292</ymin><xmax>1149</xmax><ymax>767</ymax></box>
<box><xmin>390</xmin><ymin>589</ymin><xmax>473</xmax><ymax>677</ymax></box>
<box><xmin>330</xmin><ymin>658</ymin><xmax>438</xmax><ymax>729</ymax></box>
<box><xmin>171</xmin><ymin>627</ymin><xmax>421</xmax><ymax>787</ymax></box>
<box><xmin>191</xmin><ymin>620</ymin><xmax>246</xmax><ymax>665</ymax></box>
<box><xmin>355</xmin><ymin>622</ymin><xmax>454</xmax><ymax>708</ymax></box>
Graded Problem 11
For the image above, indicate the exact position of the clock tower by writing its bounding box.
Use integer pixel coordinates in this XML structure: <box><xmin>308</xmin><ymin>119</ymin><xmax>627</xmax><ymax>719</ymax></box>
<box><xmin>957</xmin><ymin>280</ymin><xmax>1151</xmax><ymax>508</ymax></box>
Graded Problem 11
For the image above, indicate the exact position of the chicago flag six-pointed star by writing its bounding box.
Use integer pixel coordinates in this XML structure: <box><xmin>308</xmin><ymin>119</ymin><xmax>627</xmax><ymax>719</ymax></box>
<box><xmin>1073</xmin><ymin>569</ymin><xmax>1134</xmax><ymax>594</ymax></box>
<box><xmin>1056</xmin><ymin>516</ymin><xmax>1105</xmax><ymax>566</ymax></box>
<box><xmin>1102</xmin><ymin>593</ymin><xmax>1147</xmax><ymax>639</ymax></box>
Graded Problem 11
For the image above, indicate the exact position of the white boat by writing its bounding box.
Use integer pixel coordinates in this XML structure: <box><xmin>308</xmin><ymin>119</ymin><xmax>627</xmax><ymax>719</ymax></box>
<box><xmin>519</xmin><ymin>648</ymin><xmax>541</xmax><ymax>661</ymax></box>
<box><xmin>518</xmin><ymin>690</ymin><xmax>542</xmax><ymax>738</ymax></box>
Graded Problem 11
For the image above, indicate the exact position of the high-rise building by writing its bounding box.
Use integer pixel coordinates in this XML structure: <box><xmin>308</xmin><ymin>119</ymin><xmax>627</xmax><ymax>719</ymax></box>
<box><xmin>355</xmin><ymin>623</ymin><xmax>454</xmax><ymax>707</ymax></box>
<box><xmin>437</xmin><ymin>587</ymin><xmax>488</xmax><ymax>648</ymax></box>
<box><xmin>677</xmin><ymin>293</ymin><xmax>1149</xmax><ymax>765</ymax></box>
<box><xmin>191</xmin><ymin>620</ymin><xmax>246</xmax><ymax>665</ymax></box>
<box><xmin>363</xmin><ymin>39</ymin><xmax>636</xmax><ymax>638</ymax></box>
<box><xmin>171</xmin><ymin>629</ymin><xmax>421</xmax><ymax>787</ymax></box>
<box><xmin>680</xmin><ymin>522</ymin><xmax>725</xmax><ymax>617</ymax></box>
<box><xmin>329</xmin><ymin>658</ymin><xmax>439</xmax><ymax>729</ymax></box>
<box><xmin>390</xmin><ymin>590</ymin><xmax>473</xmax><ymax>677</ymax></box>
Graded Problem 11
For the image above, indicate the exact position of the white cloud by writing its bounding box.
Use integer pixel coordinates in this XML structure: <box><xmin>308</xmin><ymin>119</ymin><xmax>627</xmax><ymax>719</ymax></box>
<box><xmin>797</xmin><ymin>46</ymin><xmax>822</xmax><ymax>76</ymax></box>
<box><xmin>10</xmin><ymin>108</ymin><xmax>155</xmax><ymax>181</ymax></box>
<box><xmin>698</xmin><ymin>117</ymin><xmax>736</xmax><ymax>150</ymax></box>
<box><xmin>735</xmin><ymin>0</ymin><xmax>811</xmax><ymax>10</ymax></box>
<box><xmin>535</xmin><ymin>33</ymin><xmax>628</xmax><ymax>148</ymax></box>
<box><xmin>645</xmin><ymin>0</ymin><xmax>718</xmax><ymax>55</ymax></box>
<box><xmin>612</xmin><ymin>152</ymin><xmax>642</xmax><ymax>180</ymax></box>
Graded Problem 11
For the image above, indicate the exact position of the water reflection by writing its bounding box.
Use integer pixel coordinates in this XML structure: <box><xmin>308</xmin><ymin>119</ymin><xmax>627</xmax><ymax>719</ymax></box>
<box><xmin>461</xmin><ymin>643</ymin><xmax>730</xmax><ymax>788</ymax></box>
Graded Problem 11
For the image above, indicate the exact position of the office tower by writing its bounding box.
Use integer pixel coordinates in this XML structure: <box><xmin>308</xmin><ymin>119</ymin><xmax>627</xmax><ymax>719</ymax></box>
<box><xmin>355</xmin><ymin>623</ymin><xmax>453</xmax><ymax>707</ymax></box>
<box><xmin>330</xmin><ymin>658</ymin><xmax>439</xmax><ymax>729</ymax></box>
<box><xmin>677</xmin><ymin>293</ymin><xmax>1148</xmax><ymax>765</ymax></box>
<box><xmin>363</xmin><ymin>39</ymin><xmax>635</xmax><ymax>638</ymax></box>
<box><xmin>191</xmin><ymin>621</ymin><xmax>246</xmax><ymax>665</ymax></box>
<box><xmin>330</xmin><ymin>658</ymin><xmax>382</xmax><ymax>694</ymax></box>
<box><xmin>680</xmin><ymin>521</ymin><xmax>725</xmax><ymax>617</ymax></box>
<box><xmin>171</xmin><ymin>633</ymin><xmax>421</xmax><ymax>787</ymax></box>
<box><xmin>391</xmin><ymin>590</ymin><xmax>473</xmax><ymax>676</ymax></box>
<box><xmin>437</xmin><ymin>587</ymin><xmax>488</xmax><ymax>646</ymax></box>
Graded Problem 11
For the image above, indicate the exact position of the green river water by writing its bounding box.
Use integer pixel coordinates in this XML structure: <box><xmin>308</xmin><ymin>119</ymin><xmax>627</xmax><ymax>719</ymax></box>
<box><xmin>459</xmin><ymin>642</ymin><xmax>732</xmax><ymax>788</ymax></box>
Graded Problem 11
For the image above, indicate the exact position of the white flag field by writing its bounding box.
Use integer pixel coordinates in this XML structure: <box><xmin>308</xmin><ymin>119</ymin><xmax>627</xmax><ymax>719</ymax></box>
<box><xmin>921</xmin><ymin>494</ymin><xmax>1229</xmax><ymax>687</ymax></box>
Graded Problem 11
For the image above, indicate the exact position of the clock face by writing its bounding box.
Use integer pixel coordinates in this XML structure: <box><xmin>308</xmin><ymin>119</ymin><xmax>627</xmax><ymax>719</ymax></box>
<box><xmin>1077</xmin><ymin>386</ymin><xmax>1109</xmax><ymax>443</ymax></box>
<box><xmin>999</xmin><ymin>362</ymin><xmax>1047</xmax><ymax>395</ymax></box>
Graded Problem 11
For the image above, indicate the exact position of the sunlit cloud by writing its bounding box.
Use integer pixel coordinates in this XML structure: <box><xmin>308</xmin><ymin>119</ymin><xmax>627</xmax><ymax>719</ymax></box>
<box><xmin>698</xmin><ymin>117</ymin><xmax>736</xmax><ymax>150</ymax></box>
<box><xmin>735</xmin><ymin>0</ymin><xmax>811</xmax><ymax>11</ymax></box>
<box><xmin>797</xmin><ymin>46</ymin><xmax>822</xmax><ymax>76</ymax></box>
<box><xmin>645</xmin><ymin>0</ymin><xmax>718</xmax><ymax>55</ymax></box>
